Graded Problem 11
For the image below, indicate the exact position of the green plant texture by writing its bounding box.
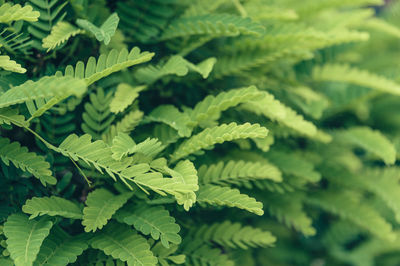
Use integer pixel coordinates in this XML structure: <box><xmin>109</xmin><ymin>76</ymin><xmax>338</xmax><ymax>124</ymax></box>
<box><xmin>2</xmin><ymin>0</ymin><xmax>400</xmax><ymax>265</ymax></box>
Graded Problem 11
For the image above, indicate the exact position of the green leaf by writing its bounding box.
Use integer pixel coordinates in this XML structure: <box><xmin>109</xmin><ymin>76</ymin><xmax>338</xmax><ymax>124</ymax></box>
<box><xmin>307</xmin><ymin>191</ymin><xmax>396</xmax><ymax>241</ymax></box>
<box><xmin>0</xmin><ymin>56</ymin><xmax>26</xmax><ymax>73</ymax></box>
<box><xmin>22</xmin><ymin>196</ymin><xmax>82</xmax><ymax>219</ymax></box>
<box><xmin>58</xmin><ymin>47</ymin><xmax>154</xmax><ymax>86</ymax></box>
<box><xmin>188</xmin><ymin>86</ymin><xmax>262</xmax><ymax>127</ymax></box>
<box><xmin>123</xmin><ymin>205</ymin><xmax>181</xmax><ymax>248</ymax></box>
<box><xmin>0</xmin><ymin>3</ymin><xmax>39</xmax><ymax>23</ymax></box>
<box><xmin>171</xmin><ymin>122</ymin><xmax>268</xmax><ymax>162</ymax></box>
<box><xmin>313</xmin><ymin>64</ymin><xmax>400</xmax><ymax>95</ymax></box>
<box><xmin>4</xmin><ymin>213</ymin><xmax>53</xmax><ymax>266</ymax></box>
<box><xmin>198</xmin><ymin>160</ymin><xmax>282</xmax><ymax>185</ymax></box>
<box><xmin>0</xmin><ymin>137</ymin><xmax>56</xmax><ymax>186</ymax></box>
<box><xmin>146</xmin><ymin>105</ymin><xmax>192</xmax><ymax>137</ymax></box>
<box><xmin>134</xmin><ymin>55</ymin><xmax>217</xmax><ymax>84</ymax></box>
<box><xmin>195</xmin><ymin>221</ymin><xmax>276</xmax><ymax>249</ymax></box>
<box><xmin>197</xmin><ymin>184</ymin><xmax>264</xmax><ymax>215</ymax></box>
<box><xmin>161</xmin><ymin>14</ymin><xmax>265</xmax><ymax>40</ymax></box>
<box><xmin>0</xmin><ymin>76</ymin><xmax>86</xmax><ymax>112</ymax></box>
<box><xmin>33</xmin><ymin>226</ymin><xmax>88</xmax><ymax>266</ymax></box>
<box><xmin>336</xmin><ymin>126</ymin><xmax>396</xmax><ymax>165</ymax></box>
<box><xmin>76</xmin><ymin>13</ymin><xmax>120</xmax><ymax>45</ymax></box>
<box><xmin>109</xmin><ymin>84</ymin><xmax>145</xmax><ymax>114</ymax></box>
<box><xmin>91</xmin><ymin>221</ymin><xmax>158</xmax><ymax>266</ymax></box>
<box><xmin>42</xmin><ymin>21</ymin><xmax>84</xmax><ymax>51</ymax></box>
<box><xmin>243</xmin><ymin>91</ymin><xmax>317</xmax><ymax>137</ymax></box>
<box><xmin>82</xmin><ymin>189</ymin><xmax>133</xmax><ymax>232</ymax></box>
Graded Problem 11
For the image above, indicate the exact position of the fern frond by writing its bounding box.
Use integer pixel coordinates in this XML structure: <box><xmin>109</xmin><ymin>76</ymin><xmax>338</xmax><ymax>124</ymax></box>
<box><xmin>346</xmin><ymin>167</ymin><xmax>400</xmax><ymax>223</ymax></box>
<box><xmin>182</xmin><ymin>239</ymin><xmax>235</xmax><ymax>266</ymax></box>
<box><xmin>28</xmin><ymin>0</ymin><xmax>68</xmax><ymax>50</ymax></box>
<box><xmin>306</xmin><ymin>191</ymin><xmax>396</xmax><ymax>241</ymax></box>
<box><xmin>197</xmin><ymin>184</ymin><xmax>264</xmax><ymax>215</ymax></box>
<box><xmin>161</xmin><ymin>14</ymin><xmax>265</xmax><ymax>40</ymax></box>
<box><xmin>0</xmin><ymin>108</ymin><xmax>28</xmax><ymax>127</ymax></box>
<box><xmin>4</xmin><ymin>213</ymin><xmax>53</xmax><ymax>266</ymax></box>
<box><xmin>102</xmin><ymin>109</ymin><xmax>143</xmax><ymax>143</ymax></box>
<box><xmin>146</xmin><ymin>105</ymin><xmax>192</xmax><ymax>137</ymax></box>
<box><xmin>0</xmin><ymin>76</ymin><xmax>86</xmax><ymax>115</ymax></box>
<box><xmin>171</xmin><ymin>122</ymin><xmax>268</xmax><ymax>162</ymax></box>
<box><xmin>82</xmin><ymin>189</ymin><xmax>133</xmax><ymax>232</ymax></box>
<box><xmin>243</xmin><ymin>91</ymin><xmax>317</xmax><ymax>137</ymax></box>
<box><xmin>34</xmin><ymin>226</ymin><xmax>88</xmax><ymax>266</ymax></box>
<box><xmin>363</xmin><ymin>17</ymin><xmax>400</xmax><ymax>38</ymax></box>
<box><xmin>0</xmin><ymin>137</ymin><xmax>56</xmax><ymax>186</ymax></box>
<box><xmin>111</xmin><ymin>133</ymin><xmax>164</xmax><ymax>161</ymax></box>
<box><xmin>42</xmin><ymin>21</ymin><xmax>84</xmax><ymax>51</ymax></box>
<box><xmin>134</xmin><ymin>167</ymin><xmax>199</xmax><ymax>210</ymax></box>
<box><xmin>116</xmin><ymin>0</ymin><xmax>181</xmax><ymax>43</ymax></box>
<box><xmin>198</xmin><ymin>160</ymin><xmax>282</xmax><ymax>185</ymax></box>
<box><xmin>335</xmin><ymin>127</ymin><xmax>396</xmax><ymax>165</ymax></box>
<box><xmin>58</xmin><ymin>47</ymin><xmax>154</xmax><ymax>86</ymax></box>
<box><xmin>0</xmin><ymin>56</ymin><xmax>26</xmax><ymax>73</ymax></box>
<box><xmin>82</xmin><ymin>88</ymin><xmax>115</xmax><ymax>140</ymax></box>
<box><xmin>264</xmin><ymin>193</ymin><xmax>316</xmax><ymax>236</ymax></box>
<box><xmin>195</xmin><ymin>221</ymin><xmax>275</xmax><ymax>249</ymax></box>
<box><xmin>90</xmin><ymin>221</ymin><xmax>158</xmax><ymax>266</ymax></box>
<box><xmin>109</xmin><ymin>84</ymin><xmax>145</xmax><ymax>114</ymax></box>
<box><xmin>188</xmin><ymin>86</ymin><xmax>262</xmax><ymax>127</ymax></box>
<box><xmin>22</xmin><ymin>196</ymin><xmax>82</xmax><ymax>219</ymax></box>
<box><xmin>76</xmin><ymin>13</ymin><xmax>119</xmax><ymax>45</ymax></box>
<box><xmin>266</xmin><ymin>151</ymin><xmax>321</xmax><ymax>183</ymax></box>
<box><xmin>0</xmin><ymin>3</ymin><xmax>39</xmax><ymax>23</ymax></box>
<box><xmin>313</xmin><ymin>64</ymin><xmax>400</xmax><ymax>95</ymax></box>
<box><xmin>134</xmin><ymin>55</ymin><xmax>216</xmax><ymax>84</ymax></box>
<box><xmin>123</xmin><ymin>205</ymin><xmax>181</xmax><ymax>248</ymax></box>
<box><xmin>56</xmin><ymin>134</ymin><xmax>160</xmax><ymax>190</ymax></box>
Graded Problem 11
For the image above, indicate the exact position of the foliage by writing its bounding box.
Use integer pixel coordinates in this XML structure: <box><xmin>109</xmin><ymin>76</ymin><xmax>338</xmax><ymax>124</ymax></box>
<box><xmin>1</xmin><ymin>0</ymin><xmax>400</xmax><ymax>265</ymax></box>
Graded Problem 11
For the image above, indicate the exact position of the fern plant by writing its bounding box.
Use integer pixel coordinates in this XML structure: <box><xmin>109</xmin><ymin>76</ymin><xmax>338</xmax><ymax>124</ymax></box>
<box><xmin>2</xmin><ymin>0</ymin><xmax>400</xmax><ymax>265</ymax></box>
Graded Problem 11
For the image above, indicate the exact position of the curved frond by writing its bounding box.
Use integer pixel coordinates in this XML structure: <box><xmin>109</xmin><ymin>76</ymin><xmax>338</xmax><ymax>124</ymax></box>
<box><xmin>182</xmin><ymin>239</ymin><xmax>235</xmax><ymax>266</ymax></box>
<box><xmin>91</xmin><ymin>221</ymin><xmax>158</xmax><ymax>266</ymax></box>
<box><xmin>0</xmin><ymin>76</ymin><xmax>86</xmax><ymax>114</ymax></box>
<box><xmin>146</xmin><ymin>105</ymin><xmax>192</xmax><ymax>137</ymax></box>
<box><xmin>102</xmin><ymin>109</ymin><xmax>143</xmax><ymax>143</ymax></box>
<box><xmin>335</xmin><ymin>127</ymin><xmax>396</xmax><ymax>165</ymax></box>
<box><xmin>58</xmin><ymin>47</ymin><xmax>154</xmax><ymax>85</ymax></box>
<box><xmin>243</xmin><ymin>91</ymin><xmax>317</xmax><ymax>137</ymax></box>
<box><xmin>313</xmin><ymin>64</ymin><xmax>400</xmax><ymax>95</ymax></box>
<box><xmin>188</xmin><ymin>86</ymin><xmax>262</xmax><ymax>127</ymax></box>
<box><xmin>82</xmin><ymin>189</ymin><xmax>133</xmax><ymax>232</ymax></box>
<box><xmin>197</xmin><ymin>184</ymin><xmax>264</xmax><ymax>215</ymax></box>
<box><xmin>198</xmin><ymin>160</ymin><xmax>282</xmax><ymax>185</ymax></box>
<box><xmin>4</xmin><ymin>213</ymin><xmax>53</xmax><ymax>266</ymax></box>
<box><xmin>22</xmin><ymin>196</ymin><xmax>82</xmax><ymax>219</ymax></box>
<box><xmin>195</xmin><ymin>221</ymin><xmax>275</xmax><ymax>249</ymax></box>
<box><xmin>76</xmin><ymin>13</ymin><xmax>119</xmax><ymax>45</ymax></box>
<box><xmin>0</xmin><ymin>3</ymin><xmax>39</xmax><ymax>23</ymax></box>
<box><xmin>161</xmin><ymin>14</ymin><xmax>265</xmax><ymax>40</ymax></box>
<box><xmin>123</xmin><ymin>205</ymin><xmax>181</xmax><ymax>248</ymax></box>
<box><xmin>264</xmin><ymin>193</ymin><xmax>316</xmax><ymax>236</ymax></box>
<box><xmin>0</xmin><ymin>137</ymin><xmax>55</xmax><ymax>185</ymax></box>
<box><xmin>34</xmin><ymin>226</ymin><xmax>88</xmax><ymax>266</ymax></box>
<box><xmin>111</xmin><ymin>133</ymin><xmax>164</xmax><ymax>161</ymax></box>
<box><xmin>135</xmin><ymin>55</ymin><xmax>216</xmax><ymax>84</ymax></box>
<box><xmin>171</xmin><ymin>122</ymin><xmax>268</xmax><ymax>162</ymax></box>
<box><xmin>42</xmin><ymin>21</ymin><xmax>84</xmax><ymax>51</ymax></box>
<box><xmin>109</xmin><ymin>84</ymin><xmax>145</xmax><ymax>114</ymax></box>
<box><xmin>0</xmin><ymin>56</ymin><xmax>26</xmax><ymax>73</ymax></box>
<box><xmin>81</xmin><ymin>88</ymin><xmax>115</xmax><ymax>140</ymax></box>
<box><xmin>306</xmin><ymin>191</ymin><xmax>396</xmax><ymax>241</ymax></box>
<box><xmin>266</xmin><ymin>151</ymin><xmax>321</xmax><ymax>183</ymax></box>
